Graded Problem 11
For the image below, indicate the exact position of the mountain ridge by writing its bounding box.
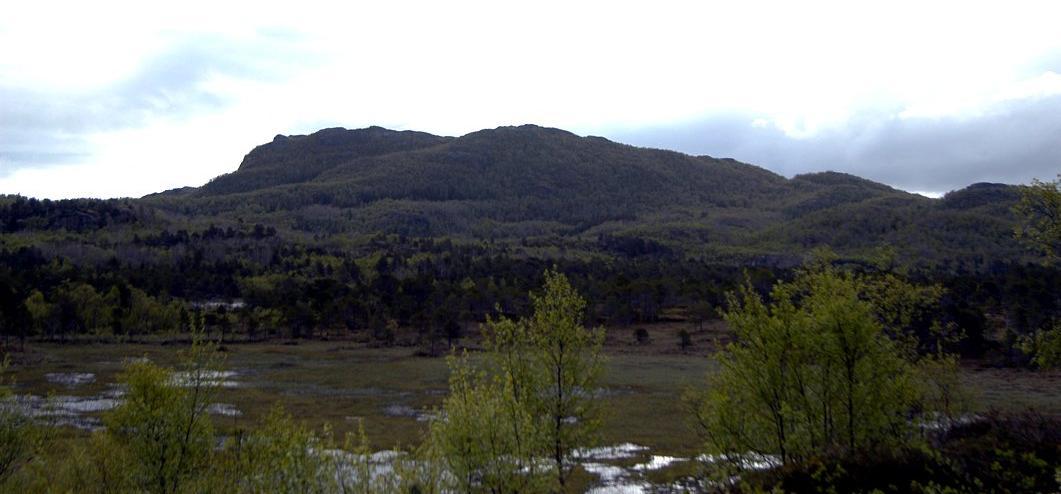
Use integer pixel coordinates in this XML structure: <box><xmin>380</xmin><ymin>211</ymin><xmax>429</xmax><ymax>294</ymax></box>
<box><xmin>129</xmin><ymin>123</ymin><xmax>1030</xmax><ymax>266</ymax></box>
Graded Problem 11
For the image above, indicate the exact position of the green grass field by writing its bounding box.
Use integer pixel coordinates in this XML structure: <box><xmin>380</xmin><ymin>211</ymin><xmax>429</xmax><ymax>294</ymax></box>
<box><xmin>8</xmin><ymin>335</ymin><xmax>1060</xmax><ymax>458</ymax></box>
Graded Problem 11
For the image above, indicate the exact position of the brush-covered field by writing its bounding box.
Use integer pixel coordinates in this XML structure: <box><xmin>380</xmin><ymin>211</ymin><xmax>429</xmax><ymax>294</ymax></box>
<box><xmin>9</xmin><ymin>332</ymin><xmax>1061</xmax><ymax>452</ymax></box>
<box><xmin>6</xmin><ymin>321</ymin><xmax>1061</xmax><ymax>492</ymax></box>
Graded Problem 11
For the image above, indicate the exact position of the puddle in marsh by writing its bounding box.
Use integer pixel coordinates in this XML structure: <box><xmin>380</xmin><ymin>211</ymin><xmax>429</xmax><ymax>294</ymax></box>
<box><xmin>2</xmin><ymin>384</ymin><xmax>243</xmax><ymax>431</ymax></box>
<box><xmin>574</xmin><ymin>444</ymin><xmax>692</xmax><ymax>493</ymax></box>
<box><xmin>1</xmin><ymin>394</ymin><xmax>118</xmax><ymax>431</ymax></box>
<box><xmin>575</xmin><ymin>443</ymin><xmax>650</xmax><ymax>461</ymax></box>
<box><xmin>916</xmin><ymin>413</ymin><xmax>982</xmax><ymax>432</ymax></box>
<box><xmin>275</xmin><ymin>383</ymin><xmax>415</xmax><ymax>398</ymax></box>
<box><xmin>698</xmin><ymin>452</ymin><xmax>781</xmax><ymax>471</ymax></box>
<box><xmin>570</xmin><ymin>445</ymin><xmax>787</xmax><ymax>492</ymax></box>
<box><xmin>381</xmin><ymin>404</ymin><xmax>437</xmax><ymax>422</ymax></box>
<box><xmin>323</xmin><ymin>449</ymin><xmax>409</xmax><ymax>485</ymax></box>
<box><xmin>45</xmin><ymin>372</ymin><xmax>96</xmax><ymax>388</ymax></box>
<box><xmin>171</xmin><ymin>370</ymin><xmax>241</xmax><ymax>388</ymax></box>
<box><xmin>317</xmin><ymin>442</ymin><xmax>710</xmax><ymax>493</ymax></box>
<box><xmin>208</xmin><ymin>403</ymin><xmax>242</xmax><ymax>417</ymax></box>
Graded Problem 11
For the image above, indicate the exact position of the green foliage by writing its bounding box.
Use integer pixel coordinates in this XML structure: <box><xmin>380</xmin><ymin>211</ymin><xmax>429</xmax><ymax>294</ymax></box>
<box><xmin>915</xmin><ymin>353</ymin><xmax>972</xmax><ymax>424</ymax></box>
<box><xmin>0</xmin><ymin>357</ymin><xmax>45</xmax><ymax>486</ymax></box>
<box><xmin>430</xmin><ymin>269</ymin><xmax>605</xmax><ymax>490</ymax></box>
<box><xmin>0</xmin><ymin>134</ymin><xmax>1057</xmax><ymax>491</ymax></box>
<box><xmin>523</xmin><ymin>270</ymin><xmax>607</xmax><ymax>486</ymax></box>
<box><xmin>116</xmin><ymin>287</ymin><xmax>183</xmax><ymax>337</ymax></box>
<box><xmin>128</xmin><ymin>124</ymin><xmax>1029</xmax><ymax>266</ymax></box>
<box><xmin>0</xmin><ymin>125</ymin><xmax>1046</xmax><ymax>353</ymax></box>
<box><xmin>1021</xmin><ymin>322</ymin><xmax>1061</xmax><ymax>369</ymax></box>
<box><xmin>4</xmin><ymin>327</ymin><xmax>423</xmax><ymax>493</ymax></box>
<box><xmin>58</xmin><ymin>282</ymin><xmax>109</xmax><ymax>333</ymax></box>
<box><xmin>58</xmin><ymin>433</ymin><xmax>139</xmax><ymax>493</ymax></box>
<box><xmin>428</xmin><ymin>356</ymin><xmax>551</xmax><ymax>493</ymax></box>
<box><xmin>22</xmin><ymin>290</ymin><xmax>52</xmax><ymax>338</ymax></box>
<box><xmin>226</xmin><ymin>406</ymin><xmax>342</xmax><ymax>493</ymax></box>
<box><xmin>769</xmin><ymin>412</ymin><xmax>1061</xmax><ymax>493</ymax></box>
<box><xmin>1012</xmin><ymin>175</ymin><xmax>1061</xmax><ymax>369</ymax></box>
<box><xmin>691</xmin><ymin>261</ymin><xmax>948</xmax><ymax>467</ymax></box>
<box><xmin>1014</xmin><ymin>175</ymin><xmax>1061</xmax><ymax>259</ymax></box>
<box><xmin>0</xmin><ymin>409</ymin><xmax>39</xmax><ymax>485</ymax></box>
<box><xmin>19</xmin><ymin>283</ymin><xmax>183</xmax><ymax>341</ymax></box>
<box><xmin>103</xmin><ymin>342</ymin><xmax>219</xmax><ymax>492</ymax></box>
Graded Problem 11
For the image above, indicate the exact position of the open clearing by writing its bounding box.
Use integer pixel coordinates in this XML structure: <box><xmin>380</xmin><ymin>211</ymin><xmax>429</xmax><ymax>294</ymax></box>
<box><xmin>8</xmin><ymin>338</ymin><xmax>1060</xmax><ymax>456</ymax></box>
<box><xmin>6</xmin><ymin>337</ymin><xmax>1061</xmax><ymax>491</ymax></box>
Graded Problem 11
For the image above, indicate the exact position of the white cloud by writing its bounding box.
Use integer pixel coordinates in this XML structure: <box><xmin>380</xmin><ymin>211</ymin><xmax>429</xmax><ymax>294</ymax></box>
<box><xmin>2</xmin><ymin>0</ymin><xmax>1061</xmax><ymax>197</ymax></box>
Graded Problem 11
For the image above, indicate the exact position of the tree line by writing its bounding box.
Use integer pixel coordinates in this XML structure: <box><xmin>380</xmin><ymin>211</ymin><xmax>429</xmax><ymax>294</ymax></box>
<box><xmin>2</xmin><ymin>236</ymin><xmax>1058</xmax><ymax>367</ymax></box>
<box><xmin>2</xmin><ymin>266</ymin><xmax>1057</xmax><ymax>492</ymax></box>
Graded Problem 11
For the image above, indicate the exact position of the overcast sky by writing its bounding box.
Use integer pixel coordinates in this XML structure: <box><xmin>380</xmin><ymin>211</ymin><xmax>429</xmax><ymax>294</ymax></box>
<box><xmin>2</xmin><ymin>1</ymin><xmax>1059</xmax><ymax>199</ymax></box>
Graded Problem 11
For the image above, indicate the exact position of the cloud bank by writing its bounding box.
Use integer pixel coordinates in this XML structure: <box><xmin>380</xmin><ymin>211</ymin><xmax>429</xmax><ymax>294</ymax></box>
<box><xmin>1</xmin><ymin>1</ymin><xmax>1059</xmax><ymax>198</ymax></box>
<box><xmin>612</xmin><ymin>92</ymin><xmax>1061</xmax><ymax>195</ymax></box>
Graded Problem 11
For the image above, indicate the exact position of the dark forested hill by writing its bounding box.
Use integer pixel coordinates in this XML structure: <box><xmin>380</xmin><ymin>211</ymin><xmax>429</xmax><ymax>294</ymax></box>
<box><xmin>156</xmin><ymin>125</ymin><xmax>790</xmax><ymax>230</ymax></box>
<box><xmin>3</xmin><ymin>124</ymin><xmax>1054</xmax><ymax>349</ymax></box>
<box><xmin>199</xmin><ymin>126</ymin><xmax>453</xmax><ymax>195</ymax></box>
<box><xmin>136</xmin><ymin>124</ymin><xmax>1026</xmax><ymax>266</ymax></box>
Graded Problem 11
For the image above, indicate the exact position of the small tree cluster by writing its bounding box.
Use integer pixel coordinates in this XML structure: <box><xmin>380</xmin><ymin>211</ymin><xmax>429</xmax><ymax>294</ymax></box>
<box><xmin>1014</xmin><ymin>175</ymin><xmax>1061</xmax><ymax>368</ymax></box>
<box><xmin>690</xmin><ymin>260</ymin><xmax>960</xmax><ymax>467</ymax></box>
<box><xmin>1014</xmin><ymin>175</ymin><xmax>1061</xmax><ymax>259</ymax></box>
<box><xmin>429</xmin><ymin>269</ymin><xmax>605</xmax><ymax>491</ymax></box>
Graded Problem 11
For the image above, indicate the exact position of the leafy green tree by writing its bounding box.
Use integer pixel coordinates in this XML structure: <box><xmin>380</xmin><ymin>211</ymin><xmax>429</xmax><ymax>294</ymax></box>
<box><xmin>1023</xmin><ymin>327</ymin><xmax>1061</xmax><ymax>369</ymax></box>
<box><xmin>430</xmin><ymin>269</ymin><xmax>605</xmax><ymax>490</ymax></box>
<box><xmin>1014</xmin><ymin>175</ymin><xmax>1061</xmax><ymax>258</ymax></box>
<box><xmin>23</xmin><ymin>290</ymin><xmax>53</xmax><ymax>340</ymax></box>
<box><xmin>226</xmin><ymin>406</ymin><xmax>342</xmax><ymax>493</ymax></box>
<box><xmin>103</xmin><ymin>331</ymin><xmax>222</xmax><ymax>493</ymax></box>
<box><xmin>63</xmin><ymin>282</ymin><xmax>109</xmax><ymax>334</ymax></box>
<box><xmin>211</xmin><ymin>402</ymin><xmax>442</xmax><ymax>494</ymax></box>
<box><xmin>46</xmin><ymin>429</ymin><xmax>137</xmax><ymax>493</ymax></box>
<box><xmin>523</xmin><ymin>269</ymin><xmax>606</xmax><ymax>487</ymax></box>
<box><xmin>1014</xmin><ymin>176</ymin><xmax>1061</xmax><ymax>368</ymax></box>
<box><xmin>691</xmin><ymin>262</ymin><xmax>931</xmax><ymax>466</ymax></box>
<box><xmin>428</xmin><ymin>357</ymin><xmax>550</xmax><ymax>493</ymax></box>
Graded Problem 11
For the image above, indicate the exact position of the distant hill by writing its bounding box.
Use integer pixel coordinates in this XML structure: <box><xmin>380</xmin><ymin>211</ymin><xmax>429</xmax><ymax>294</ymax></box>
<box><xmin>200</xmin><ymin>126</ymin><xmax>452</xmax><ymax>195</ymax></box>
<box><xmin>135</xmin><ymin>124</ymin><xmax>1026</xmax><ymax>266</ymax></box>
<box><xmin>4</xmin><ymin>124</ymin><xmax>1055</xmax><ymax>358</ymax></box>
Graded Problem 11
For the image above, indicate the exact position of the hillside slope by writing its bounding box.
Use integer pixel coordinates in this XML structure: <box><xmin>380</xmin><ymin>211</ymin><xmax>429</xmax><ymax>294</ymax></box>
<box><xmin>133</xmin><ymin>124</ymin><xmax>1026</xmax><ymax>265</ymax></box>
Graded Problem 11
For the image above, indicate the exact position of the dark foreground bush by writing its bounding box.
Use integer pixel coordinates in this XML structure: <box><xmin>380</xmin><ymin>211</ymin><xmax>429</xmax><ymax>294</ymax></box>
<box><xmin>748</xmin><ymin>412</ymin><xmax>1060</xmax><ymax>494</ymax></box>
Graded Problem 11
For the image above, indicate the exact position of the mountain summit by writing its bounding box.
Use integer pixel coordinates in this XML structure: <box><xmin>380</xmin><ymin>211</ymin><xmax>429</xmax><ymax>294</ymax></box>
<box><xmin>144</xmin><ymin>124</ymin><xmax>1024</xmax><ymax>265</ymax></box>
<box><xmin>202</xmin><ymin>126</ymin><xmax>452</xmax><ymax>195</ymax></box>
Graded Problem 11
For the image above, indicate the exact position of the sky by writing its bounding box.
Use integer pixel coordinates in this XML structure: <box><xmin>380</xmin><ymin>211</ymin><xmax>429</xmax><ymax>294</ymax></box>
<box><xmin>1</xmin><ymin>1</ymin><xmax>1060</xmax><ymax>199</ymax></box>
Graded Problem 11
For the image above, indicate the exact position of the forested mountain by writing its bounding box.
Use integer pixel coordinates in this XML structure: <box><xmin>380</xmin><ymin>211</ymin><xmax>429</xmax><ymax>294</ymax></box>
<box><xmin>196</xmin><ymin>126</ymin><xmax>453</xmax><ymax>195</ymax></box>
<box><xmin>1</xmin><ymin>124</ymin><xmax>1054</xmax><ymax>355</ymax></box>
<box><xmin>138</xmin><ymin>124</ymin><xmax>1026</xmax><ymax>266</ymax></box>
